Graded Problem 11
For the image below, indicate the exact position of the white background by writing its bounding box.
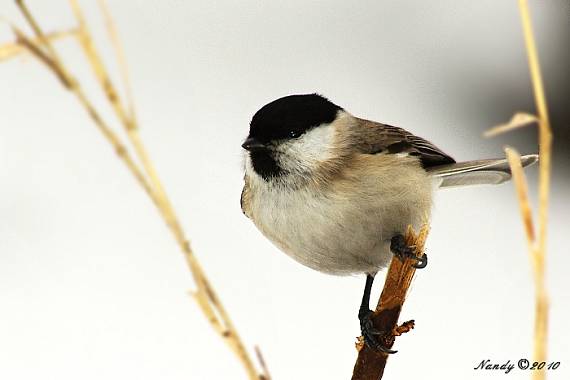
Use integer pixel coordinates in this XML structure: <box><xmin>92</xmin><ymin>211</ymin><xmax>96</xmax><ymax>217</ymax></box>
<box><xmin>0</xmin><ymin>1</ymin><xmax>568</xmax><ymax>379</ymax></box>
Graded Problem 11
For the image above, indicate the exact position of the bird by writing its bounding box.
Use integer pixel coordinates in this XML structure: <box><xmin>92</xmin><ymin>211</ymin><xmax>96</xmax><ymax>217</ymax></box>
<box><xmin>240</xmin><ymin>93</ymin><xmax>538</xmax><ymax>353</ymax></box>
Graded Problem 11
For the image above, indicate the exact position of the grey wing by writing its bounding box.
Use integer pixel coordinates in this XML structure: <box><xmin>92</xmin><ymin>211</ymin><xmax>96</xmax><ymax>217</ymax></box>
<box><xmin>355</xmin><ymin>119</ymin><xmax>456</xmax><ymax>168</ymax></box>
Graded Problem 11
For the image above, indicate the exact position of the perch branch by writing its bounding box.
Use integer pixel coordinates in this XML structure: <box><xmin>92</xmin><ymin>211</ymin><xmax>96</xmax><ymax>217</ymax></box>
<box><xmin>352</xmin><ymin>225</ymin><xmax>429</xmax><ymax>380</ymax></box>
<box><xmin>9</xmin><ymin>1</ymin><xmax>264</xmax><ymax>378</ymax></box>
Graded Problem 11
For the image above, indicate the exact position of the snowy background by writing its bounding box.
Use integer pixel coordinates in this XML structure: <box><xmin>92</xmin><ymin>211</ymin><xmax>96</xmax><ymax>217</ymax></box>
<box><xmin>1</xmin><ymin>1</ymin><xmax>568</xmax><ymax>379</ymax></box>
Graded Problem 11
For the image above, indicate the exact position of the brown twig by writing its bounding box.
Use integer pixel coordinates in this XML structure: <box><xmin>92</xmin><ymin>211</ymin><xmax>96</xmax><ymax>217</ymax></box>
<box><xmin>8</xmin><ymin>1</ymin><xmax>264</xmax><ymax>378</ymax></box>
<box><xmin>352</xmin><ymin>225</ymin><xmax>429</xmax><ymax>380</ymax></box>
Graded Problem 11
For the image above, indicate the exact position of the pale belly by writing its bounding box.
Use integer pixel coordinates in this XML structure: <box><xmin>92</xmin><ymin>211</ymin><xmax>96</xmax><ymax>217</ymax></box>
<box><xmin>249</xmin><ymin>161</ymin><xmax>433</xmax><ymax>275</ymax></box>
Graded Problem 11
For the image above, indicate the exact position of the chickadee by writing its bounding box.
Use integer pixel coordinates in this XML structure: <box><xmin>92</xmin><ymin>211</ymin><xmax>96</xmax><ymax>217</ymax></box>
<box><xmin>240</xmin><ymin>93</ymin><xmax>538</xmax><ymax>353</ymax></box>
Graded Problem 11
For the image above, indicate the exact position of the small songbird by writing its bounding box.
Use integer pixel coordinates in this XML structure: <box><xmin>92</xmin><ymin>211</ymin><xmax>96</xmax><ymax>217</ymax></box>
<box><xmin>240</xmin><ymin>93</ymin><xmax>537</xmax><ymax>353</ymax></box>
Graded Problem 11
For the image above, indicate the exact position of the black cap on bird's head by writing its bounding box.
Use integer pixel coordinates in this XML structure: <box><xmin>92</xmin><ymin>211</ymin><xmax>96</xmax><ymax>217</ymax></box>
<box><xmin>242</xmin><ymin>94</ymin><xmax>343</xmax><ymax>180</ymax></box>
<box><xmin>242</xmin><ymin>94</ymin><xmax>343</xmax><ymax>151</ymax></box>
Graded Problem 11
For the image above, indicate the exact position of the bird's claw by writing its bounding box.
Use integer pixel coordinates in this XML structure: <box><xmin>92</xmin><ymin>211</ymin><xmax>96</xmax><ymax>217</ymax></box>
<box><xmin>412</xmin><ymin>252</ymin><xmax>428</xmax><ymax>268</ymax></box>
<box><xmin>390</xmin><ymin>234</ymin><xmax>428</xmax><ymax>269</ymax></box>
<box><xmin>358</xmin><ymin>309</ymin><xmax>398</xmax><ymax>354</ymax></box>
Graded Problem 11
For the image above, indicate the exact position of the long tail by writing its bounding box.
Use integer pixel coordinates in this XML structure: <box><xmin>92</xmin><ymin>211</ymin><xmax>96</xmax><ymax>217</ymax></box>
<box><xmin>428</xmin><ymin>154</ymin><xmax>539</xmax><ymax>188</ymax></box>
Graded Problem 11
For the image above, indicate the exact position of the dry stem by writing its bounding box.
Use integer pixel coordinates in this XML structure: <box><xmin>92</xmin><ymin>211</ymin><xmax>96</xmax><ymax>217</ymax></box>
<box><xmin>8</xmin><ymin>1</ymin><xmax>263</xmax><ymax>378</ymax></box>
<box><xmin>97</xmin><ymin>0</ymin><xmax>137</xmax><ymax>122</ymax></box>
<box><xmin>254</xmin><ymin>345</ymin><xmax>272</xmax><ymax>380</ymax></box>
<box><xmin>352</xmin><ymin>225</ymin><xmax>429</xmax><ymax>380</ymax></box>
<box><xmin>484</xmin><ymin>112</ymin><xmax>538</xmax><ymax>138</ymax></box>
<box><xmin>485</xmin><ymin>2</ymin><xmax>551</xmax><ymax>379</ymax></box>
<box><xmin>517</xmin><ymin>2</ymin><xmax>551</xmax><ymax>377</ymax></box>
<box><xmin>0</xmin><ymin>28</ymin><xmax>77</xmax><ymax>61</ymax></box>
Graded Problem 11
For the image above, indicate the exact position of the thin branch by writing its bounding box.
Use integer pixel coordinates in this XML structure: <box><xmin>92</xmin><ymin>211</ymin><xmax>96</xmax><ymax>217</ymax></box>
<box><xmin>15</xmin><ymin>0</ymin><xmax>65</xmax><ymax>68</ymax></box>
<box><xmin>12</xmin><ymin>26</ymin><xmax>72</xmax><ymax>88</ymax></box>
<box><xmin>505</xmin><ymin>147</ymin><xmax>536</xmax><ymax>250</ymax></box>
<box><xmin>484</xmin><ymin>3</ymin><xmax>551</xmax><ymax>379</ymax></box>
<box><xmin>97</xmin><ymin>0</ymin><xmax>137</xmax><ymax>123</ymax></box>
<box><xmin>11</xmin><ymin>1</ymin><xmax>263</xmax><ymax>378</ymax></box>
<box><xmin>352</xmin><ymin>225</ymin><xmax>429</xmax><ymax>380</ymax></box>
<box><xmin>504</xmin><ymin>147</ymin><xmax>544</xmax><ymax>295</ymax></box>
<box><xmin>68</xmin><ymin>0</ymin><xmax>131</xmax><ymax>129</ymax></box>
<box><xmin>517</xmin><ymin>1</ymin><xmax>551</xmax><ymax>377</ymax></box>
<box><xmin>0</xmin><ymin>28</ymin><xmax>77</xmax><ymax>61</ymax></box>
<box><xmin>518</xmin><ymin>0</ymin><xmax>552</xmax><ymax>261</ymax></box>
<box><xmin>10</xmin><ymin>22</ymin><xmax>155</xmax><ymax>207</ymax></box>
<box><xmin>64</xmin><ymin>2</ymin><xmax>262</xmax><ymax>375</ymax></box>
<box><xmin>484</xmin><ymin>112</ymin><xmax>538</xmax><ymax>137</ymax></box>
<box><xmin>254</xmin><ymin>345</ymin><xmax>272</xmax><ymax>380</ymax></box>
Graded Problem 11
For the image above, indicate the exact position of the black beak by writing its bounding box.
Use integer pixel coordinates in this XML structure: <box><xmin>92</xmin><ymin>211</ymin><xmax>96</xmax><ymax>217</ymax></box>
<box><xmin>241</xmin><ymin>137</ymin><xmax>266</xmax><ymax>151</ymax></box>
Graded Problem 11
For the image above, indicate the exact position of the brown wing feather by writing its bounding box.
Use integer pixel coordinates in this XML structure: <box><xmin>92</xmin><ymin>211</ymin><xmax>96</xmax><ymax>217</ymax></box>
<box><xmin>354</xmin><ymin>119</ymin><xmax>455</xmax><ymax>168</ymax></box>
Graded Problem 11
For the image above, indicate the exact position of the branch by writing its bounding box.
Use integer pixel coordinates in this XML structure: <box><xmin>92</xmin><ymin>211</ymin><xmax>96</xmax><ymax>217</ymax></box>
<box><xmin>352</xmin><ymin>225</ymin><xmax>429</xmax><ymax>380</ymax></box>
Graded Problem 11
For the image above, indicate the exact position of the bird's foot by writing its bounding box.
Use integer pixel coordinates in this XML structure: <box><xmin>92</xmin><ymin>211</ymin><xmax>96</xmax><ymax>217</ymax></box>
<box><xmin>358</xmin><ymin>309</ymin><xmax>397</xmax><ymax>354</ymax></box>
<box><xmin>390</xmin><ymin>234</ymin><xmax>427</xmax><ymax>269</ymax></box>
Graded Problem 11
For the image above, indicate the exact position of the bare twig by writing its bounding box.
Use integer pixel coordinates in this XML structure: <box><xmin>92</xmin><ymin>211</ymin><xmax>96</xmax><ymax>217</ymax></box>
<box><xmin>352</xmin><ymin>225</ymin><xmax>429</xmax><ymax>380</ymax></box>
<box><xmin>8</xmin><ymin>1</ymin><xmax>264</xmax><ymax>378</ymax></box>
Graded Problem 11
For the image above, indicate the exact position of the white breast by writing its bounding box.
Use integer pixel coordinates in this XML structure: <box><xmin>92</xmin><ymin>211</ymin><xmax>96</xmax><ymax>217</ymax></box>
<box><xmin>245</xmin><ymin>154</ymin><xmax>433</xmax><ymax>275</ymax></box>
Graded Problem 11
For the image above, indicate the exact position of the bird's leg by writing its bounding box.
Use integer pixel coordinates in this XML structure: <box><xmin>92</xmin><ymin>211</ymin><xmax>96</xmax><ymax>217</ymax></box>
<box><xmin>390</xmin><ymin>234</ymin><xmax>428</xmax><ymax>269</ymax></box>
<box><xmin>358</xmin><ymin>274</ymin><xmax>397</xmax><ymax>354</ymax></box>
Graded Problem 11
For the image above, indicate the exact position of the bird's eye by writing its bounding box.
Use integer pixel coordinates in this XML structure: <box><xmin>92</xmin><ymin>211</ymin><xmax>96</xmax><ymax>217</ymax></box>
<box><xmin>289</xmin><ymin>130</ymin><xmax>301</xmax><ymax>138</ymax></box>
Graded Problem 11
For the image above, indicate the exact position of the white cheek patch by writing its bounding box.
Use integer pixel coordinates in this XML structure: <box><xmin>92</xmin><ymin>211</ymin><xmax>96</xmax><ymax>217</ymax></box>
<box><xmin>276</xmin><ymin>123</ymin><xmax>335</xmax><ymax>173</ymax></box>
